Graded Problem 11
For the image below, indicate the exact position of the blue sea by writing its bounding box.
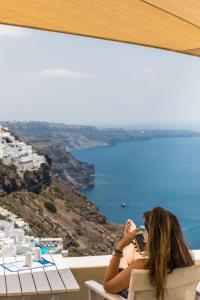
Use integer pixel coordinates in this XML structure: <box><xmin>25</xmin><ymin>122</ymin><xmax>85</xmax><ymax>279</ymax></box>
<box><xmin>72</xmin><ymin>137</ymin><xmax>200</xmax><ymax>249</ymax></box>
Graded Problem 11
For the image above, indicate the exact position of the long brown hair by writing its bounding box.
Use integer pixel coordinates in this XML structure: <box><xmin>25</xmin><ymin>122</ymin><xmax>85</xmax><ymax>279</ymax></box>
<box><xmin>144</xmin><ymin>207</ymin><xmax>194</xmax><ymax>300</ymax></box>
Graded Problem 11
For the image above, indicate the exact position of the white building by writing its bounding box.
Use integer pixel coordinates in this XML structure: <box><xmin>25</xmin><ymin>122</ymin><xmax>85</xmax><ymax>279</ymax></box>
<box><xmin>0</xmin><ymin>126</ymin><xmax>46</xmax><ymax>174</ymax></box>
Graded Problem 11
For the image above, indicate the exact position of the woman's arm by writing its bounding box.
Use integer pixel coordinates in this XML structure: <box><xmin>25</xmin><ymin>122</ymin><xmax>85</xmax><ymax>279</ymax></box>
<box><xmin>103</xmin><ymin>229</ymin><xmax>144</xmax><ymax>293</ymax></box>
<box><xmin>104</xmin><ymin>259</ymin><xmax>145</xmax><ymax>293</ymax></box>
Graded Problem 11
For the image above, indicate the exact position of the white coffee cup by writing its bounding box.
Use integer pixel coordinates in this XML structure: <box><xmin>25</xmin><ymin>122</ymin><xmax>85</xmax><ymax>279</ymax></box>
<box><xmin>25</xmin><ymin>252</ymin><xmax>32</xmax><ymax>267</ymax></box>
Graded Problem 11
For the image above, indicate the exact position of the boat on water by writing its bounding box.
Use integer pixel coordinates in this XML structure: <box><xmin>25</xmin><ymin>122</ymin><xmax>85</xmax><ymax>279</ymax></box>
<box><xmin>120</xmin><ymin>202</ymin><xmax>128</xmax><ymax>208</ymax></box>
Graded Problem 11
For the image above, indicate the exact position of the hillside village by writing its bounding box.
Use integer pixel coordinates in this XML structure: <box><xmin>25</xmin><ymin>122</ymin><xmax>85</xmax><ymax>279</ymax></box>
<box><xmin>0</xmin><ymin>125</ymin><xmax>123</xmax><ymax>256</ymax></box>
<box><xmin>0</xmin><ymin>126</ymin><xmax>46</xmax><ymax>177</ymax></box>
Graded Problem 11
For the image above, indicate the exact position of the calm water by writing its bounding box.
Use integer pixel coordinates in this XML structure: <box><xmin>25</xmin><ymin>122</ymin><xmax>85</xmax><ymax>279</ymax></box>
<box><xmin>72</xmin><ymin>137</ymin><xmax>200</xmax><ymax>249</ymax></box>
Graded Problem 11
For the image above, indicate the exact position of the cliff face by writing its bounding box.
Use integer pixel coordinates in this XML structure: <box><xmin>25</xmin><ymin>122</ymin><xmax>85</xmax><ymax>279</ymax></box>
<box><xmin>1</xmin><ymin>121</ymin><xmax>146</xmax><ymax>151</ymax></box>
<box><xmin>31</xmin><ymin>140</ymin><xmax>95</xmax><ymax>190</ymax></box>
<box><xmin>24</xmin><ymin>163</ymin><xmax>52</xmax><ymax>193</ymax></box>
<box><xmin>0</xmin><ymin>178</ymin><xmax>123</xmax><ymax>256</ymax></box>
<box><xmin>0</xmin><ymin>161</ymin><xmax>51</xmax><ymax>196</ymax></box>
<box><xmin>0</xmin><ymin>161</ymin><xmax>23</xmax><ymax>196</ymax></box>
<box><xmin>3</xmin><ymin>121</ymin><xmax>200</xmax><ymax>151</ymax></box>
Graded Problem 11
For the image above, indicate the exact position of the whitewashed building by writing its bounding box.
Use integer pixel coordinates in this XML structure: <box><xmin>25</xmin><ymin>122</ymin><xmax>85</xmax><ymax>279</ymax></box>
<box><xmin>0</xmin><ymin>126</ymin><xmax>46</xmax><ymax>174</ymax></box>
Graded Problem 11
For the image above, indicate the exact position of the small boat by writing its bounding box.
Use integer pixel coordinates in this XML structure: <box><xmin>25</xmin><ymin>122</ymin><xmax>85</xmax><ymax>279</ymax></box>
<box><xmin>120</xmin><ymin>202</ymin><xmax>127</xmax><ymax>208</ymax></box>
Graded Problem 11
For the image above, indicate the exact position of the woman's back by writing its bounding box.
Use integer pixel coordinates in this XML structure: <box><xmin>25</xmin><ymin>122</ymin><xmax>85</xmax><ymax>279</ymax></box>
<box><xmin>144</xmin><ymin>208</ymin><xmax>194</xmax><ymax>300</ymax></box>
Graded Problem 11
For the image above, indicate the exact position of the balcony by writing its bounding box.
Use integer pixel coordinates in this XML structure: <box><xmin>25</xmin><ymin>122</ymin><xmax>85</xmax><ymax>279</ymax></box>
<box><xmin>59</xmin><ymin>251</ymin><xmax>200</xmax><ymax>300</ymax></box>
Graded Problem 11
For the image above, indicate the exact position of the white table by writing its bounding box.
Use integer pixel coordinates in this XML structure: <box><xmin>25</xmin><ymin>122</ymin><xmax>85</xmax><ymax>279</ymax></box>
<box><xmin>0</xmin><ymin>254</ymin><xmax>79</xmax><ymax>299</ymax></box>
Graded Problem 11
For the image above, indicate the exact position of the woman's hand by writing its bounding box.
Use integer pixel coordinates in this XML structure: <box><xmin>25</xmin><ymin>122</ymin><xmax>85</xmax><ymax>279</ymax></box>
<box><xmin>132</xmin><ymin>239</ymin><xmax>148</xmax><ymax>257</ymax></box>
<box><xmin>116</xmin><ymin>228</ymin><xmax>141</xmax><ymax>251</ymax></box>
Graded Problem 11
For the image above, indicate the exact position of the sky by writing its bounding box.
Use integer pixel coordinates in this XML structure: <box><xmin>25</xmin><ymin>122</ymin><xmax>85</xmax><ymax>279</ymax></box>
<box><xmin>1</xmin><ymin>24</ymin><xmax>200</xmax><ymax>129</ymax></box>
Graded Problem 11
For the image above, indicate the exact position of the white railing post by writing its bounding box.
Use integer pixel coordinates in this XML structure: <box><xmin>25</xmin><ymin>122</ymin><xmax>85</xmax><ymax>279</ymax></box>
<box><xmin>89</xmin><ymin>289</ymin><xmax>97</xmax><ymax>300</ymax></box>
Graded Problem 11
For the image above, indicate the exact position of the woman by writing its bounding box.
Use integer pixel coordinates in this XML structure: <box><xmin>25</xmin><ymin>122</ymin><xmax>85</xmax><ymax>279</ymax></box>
<box><xmin>103</xmin><ymin>207</ymin><xmax>194</xmax><ymax>300</ymax></box>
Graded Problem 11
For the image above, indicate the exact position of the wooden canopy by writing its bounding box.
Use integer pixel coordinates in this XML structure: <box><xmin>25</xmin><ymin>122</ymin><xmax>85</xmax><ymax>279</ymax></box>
<box><xmin>0</xmin><ymin>0</ymin><xmax>200</xmax><ymax>56</ymax></box>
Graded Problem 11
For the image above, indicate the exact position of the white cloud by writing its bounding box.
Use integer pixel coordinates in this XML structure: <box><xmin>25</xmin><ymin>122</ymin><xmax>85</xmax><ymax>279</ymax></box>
<box><xmin>40</xmin><ymin>68</ymin><xmax>95</xmax><ymax>79</ymax></box>
<box><xmin>0</xmin><ymin>25</ymin><xmax>30</xmax><ymax>37</ymax></box>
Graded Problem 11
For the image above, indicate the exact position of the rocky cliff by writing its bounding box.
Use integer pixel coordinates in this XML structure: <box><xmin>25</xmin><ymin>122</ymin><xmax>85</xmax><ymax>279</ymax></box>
<box><xmin>0</xmin><ymin>121</ymin><xmax>146</xmax><ymax>150</ymax></box>
<box><xmin>0</xmin><ymin>160</ymin><xmax>51</xmax><ymax>196</ymax></box>
<box><xmin>0</xmin><ymin>177</ymin><xmax>123</xmax><ymax>256</ymax></box>
<box><xmin>31</xmin><ymin>140</ymin><xmax>95</xmax><ymax>190</ymax></box>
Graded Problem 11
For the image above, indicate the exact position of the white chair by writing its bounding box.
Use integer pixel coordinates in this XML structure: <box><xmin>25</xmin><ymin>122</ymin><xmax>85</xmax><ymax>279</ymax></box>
<box><xmin>85</xmin><ymin>262</ymin><xmax>200</xmax><ymax>300</ymax></box>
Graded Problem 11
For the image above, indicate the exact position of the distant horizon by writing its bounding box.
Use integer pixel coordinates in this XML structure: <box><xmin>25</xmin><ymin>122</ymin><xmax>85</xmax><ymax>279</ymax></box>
<box><xmin>2</xmin><ymin>119</ymin><xmax>200</xmax><ymax>131</ymax></box>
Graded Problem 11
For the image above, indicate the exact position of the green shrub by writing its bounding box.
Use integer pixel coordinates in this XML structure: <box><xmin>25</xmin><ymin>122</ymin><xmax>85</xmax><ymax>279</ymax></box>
<box><xmin>54</xmin><ymin>186</ymin><xmax>61</xmax><ymax>194</ymax></box>
<box><xmin>53</xmin><ymin>186</ymin><xmax>64</xmax><ymax>199</ymax></box>
<box><xmin>44</xmin><ymin>201</ymin><xmax>57</xmax><ymax>213</ymax></box>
